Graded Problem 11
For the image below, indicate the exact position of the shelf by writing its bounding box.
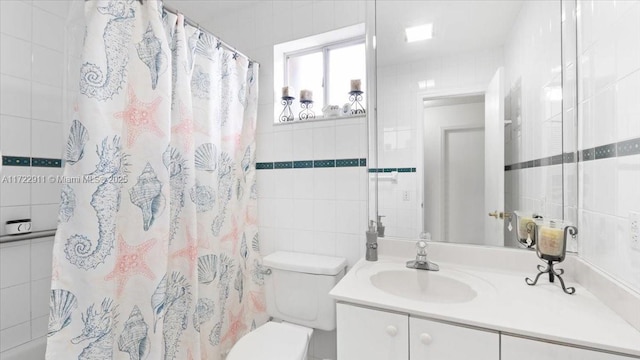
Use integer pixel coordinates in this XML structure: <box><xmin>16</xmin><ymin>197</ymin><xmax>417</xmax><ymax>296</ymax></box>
<box><xmin>274</xmin><ymin>113</ymin><xmax>366</xmax><ymax>126</ymax></box>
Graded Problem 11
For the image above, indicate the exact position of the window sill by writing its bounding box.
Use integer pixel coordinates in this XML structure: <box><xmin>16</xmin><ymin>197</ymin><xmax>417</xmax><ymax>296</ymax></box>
<box><xmin>273</xmin><ymin>113</ymin><xmax>365</xmax><ymax>126</ymax></box>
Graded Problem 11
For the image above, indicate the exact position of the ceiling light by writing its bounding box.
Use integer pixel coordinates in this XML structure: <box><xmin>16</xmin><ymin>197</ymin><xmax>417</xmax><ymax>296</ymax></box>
<box><xmin>418</xmin><ymin>79</ymin><xmax>435</xmax><ymax>89</ymax></box>
<box><xmin>405</xmin><ymin>24</ymin><xmax>433</xmax><ymax>43</ymax></box>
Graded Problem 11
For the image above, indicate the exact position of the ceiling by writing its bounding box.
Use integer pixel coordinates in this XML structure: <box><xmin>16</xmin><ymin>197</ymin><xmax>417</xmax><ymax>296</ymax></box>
<box><xmin>163</xmin><ymin>0</ymin><xmax>261</xmax><ymax>25</ymax></box>
<box><xmin>376</xmin><ymin>0</ymin><xmax>525</xmax><ymax>66</ymax></box>
<box><xmin>163</xmin><ymin>0</ymin><xmax>525</xmax><ymax>67</ymax></box>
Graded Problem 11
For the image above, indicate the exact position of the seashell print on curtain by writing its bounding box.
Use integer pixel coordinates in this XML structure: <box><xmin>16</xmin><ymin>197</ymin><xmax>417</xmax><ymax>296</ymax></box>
<box><xmin>46</xmin><ymin>1</ymin><xmax>267</xmax><ymax>359</ymax></box>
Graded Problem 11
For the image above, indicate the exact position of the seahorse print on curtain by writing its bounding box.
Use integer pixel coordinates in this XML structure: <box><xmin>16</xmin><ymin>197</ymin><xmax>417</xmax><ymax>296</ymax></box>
<box><xmin>48</xmin><ymin>3</ymin><xmax>266</xmax><ymax>359</ymax></box>
<box><xmin>209</xmin><ymin>254</ymin><xmax>234</xmax><ymax>346</ymax></box>
<box><xmin>163</xmin><ymin>146</ymin><xmax>187</xmax><ymax>244</ymax></box>
<box><xmin>151</xmin><ymin>272</ymin><xmax>192</xmax><ymax>360</ymax></box>
<box><xmin>211</xmin><ymin>152</ymin><xmax>235</xmax><ymax>236</ymax></box>
<box><xmin>219</xmin><ymin>53</ymin><xmax>233</xmax><ymax>125</ymax></box>
<box><xmin>72</xmin><ymin>298</ymin><xmax>119</xmax><ymax>360</ymax></box>
<box><xmin>186</xmin><ymin>31</ymin><xmax>199</xmax><ymax>72</ymax></box>
<box><xmin>80</xmin><ymin>0</ymin><xmax>136</xmax><ymax>101</ymax></box>
<box><xmin>64</xmin><ymin>137</ymin><xmax>129</xmax><ymax>270</ymax></box>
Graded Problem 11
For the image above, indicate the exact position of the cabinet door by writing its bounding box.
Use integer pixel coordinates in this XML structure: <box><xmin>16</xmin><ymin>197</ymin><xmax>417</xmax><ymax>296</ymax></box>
<box><xmin>409</xmin><ymin>317</ymin><xmax>499</xmax><ymax>360</ymax></box>
<box><xmin>502</xmin><ymin>335</ymin><xmax>636</xmax><ymax>360</ymax></box>
<box><xmin>336</xmin><ymin>303</ymin><xmax>409</xmax><ymax>360</ymax></box>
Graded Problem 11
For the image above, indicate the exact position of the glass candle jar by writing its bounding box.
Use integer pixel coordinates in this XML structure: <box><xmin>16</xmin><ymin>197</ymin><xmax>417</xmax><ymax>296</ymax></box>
<box><xmin>535</xmin><ymin>219</ymin><xmax>569</xmax><ymax>261</ymax></box>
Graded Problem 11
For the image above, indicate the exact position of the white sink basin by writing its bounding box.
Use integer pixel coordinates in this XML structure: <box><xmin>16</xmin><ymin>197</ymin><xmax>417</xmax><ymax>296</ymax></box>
<box><xmin>370</xmin><ymin>269</ymin><xmax>478</xmax><ymax>303</ymax></box>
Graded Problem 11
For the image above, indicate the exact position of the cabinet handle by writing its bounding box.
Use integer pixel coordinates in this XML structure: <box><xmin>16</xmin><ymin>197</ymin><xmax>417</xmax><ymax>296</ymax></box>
<box><xmin>420</xmin><ymin>333</ymin><xmax>432</xmax><ymax>345</ymax></box>
<box><xmin>385</xmin><ymin>325</ymin><xmax>398</xmax><ymax>337</ymax></box>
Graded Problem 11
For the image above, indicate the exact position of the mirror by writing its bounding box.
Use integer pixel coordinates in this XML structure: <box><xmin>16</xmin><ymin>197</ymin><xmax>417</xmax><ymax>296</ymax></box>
<box><xmin>372</xmin><ymin>0</ymin><xmax>574</xmax><ymax>248</ymax></box>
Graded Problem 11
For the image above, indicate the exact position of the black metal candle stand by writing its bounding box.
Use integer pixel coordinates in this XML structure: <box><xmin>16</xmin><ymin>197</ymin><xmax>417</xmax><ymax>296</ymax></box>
<box><xmin>349</xmin><ymin>90</ymin><xmax>365</xmax><ymax>114</ymax></box>
<box><xmin>299</xmin><ymin>100</ymin><xmax>315</xmax><ymax>120</ymax></box>
<box><xmin>525</xmin><ymin>225</ymin><xmax>578</xmax><ymax>295</ymax></box>
<box><xmin>525</xmin><ymin>261</ymin><xmax>575</xmax><ymax>295</ymax></box>
<box><xmin>279</xmin><ymin>96</ymin><xmax>295</xmax><ymax>122</ymax></box>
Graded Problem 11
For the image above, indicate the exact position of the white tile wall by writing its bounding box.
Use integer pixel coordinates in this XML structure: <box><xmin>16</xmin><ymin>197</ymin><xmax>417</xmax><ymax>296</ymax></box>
<box><xmin>576</xmin><ymin>0</ymin><xmax>640</xmax><ymax>293</ymax></box>
<box><xmin>183</xmin><ymin>2</ymin><xmax>368</xmax><ymax>358</ymax></box>
<box><xmin>0</xmin><ymin>237</ymin><xmax>54</xmax><ymax>354</ymax></box>
<box><xmin>0</xmin><ymin>115</ymin><xmax>31</xmax><ymax>157</ymax></box>
<box><xmin>0</xmin><ymin>1</ymin><xmax>70</xmax><ymax>356</ymax></box>
<box><xmin>0</xmin><ymin>0</ymin><xmax>69</xmax><ymax>237</ymax></box>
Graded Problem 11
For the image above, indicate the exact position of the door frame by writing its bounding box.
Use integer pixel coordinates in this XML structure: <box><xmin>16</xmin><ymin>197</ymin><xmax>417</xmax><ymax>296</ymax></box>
<box><xmin>415</xmin><ymin>86</ymin><xmax>486</xmax><ymax>239</ymax></box>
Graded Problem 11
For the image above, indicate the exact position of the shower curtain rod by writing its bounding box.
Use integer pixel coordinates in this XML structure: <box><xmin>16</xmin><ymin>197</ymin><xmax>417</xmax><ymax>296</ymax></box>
<box><xmin>82</xmin><ymin>0</ymin><xmax>258</xmax><ymax>65</ymax></box>
<box><xmin>162</xmin><ymin>3</ymin><xmax>259</xmax><ymax>65</ymax></box>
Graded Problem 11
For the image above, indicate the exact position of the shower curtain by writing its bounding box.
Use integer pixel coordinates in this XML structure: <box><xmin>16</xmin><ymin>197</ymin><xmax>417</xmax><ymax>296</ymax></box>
<box><xmin>46</xmin><ymin>1</ymin><xmax>267</xmax><ymax>359</ymax></box>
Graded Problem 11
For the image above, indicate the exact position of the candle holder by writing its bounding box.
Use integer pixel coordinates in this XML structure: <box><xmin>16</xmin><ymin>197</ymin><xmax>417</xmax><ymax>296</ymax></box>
<box><xmin>514</xmin><ymin>211</ymin><xmax>542</xmax><ymax>249</ymax></box>
<box><xmin>299</xmin><ymin>100</ymin><xmax>315</xmax><ymax>120</ymax></box>
<box><xmin>349</xmin><ymin>90</ymin><xmax>365</xmax><ymax>114</ymax></box>
<box><xmin>279</xmin><ymin>96</ymin><xmax>295</xmax><ymax>122</ymax></box>
<box><xmin>525</xmin><ymin>221</ymin><xmax>578</xmax><ymax>295</ymax></box>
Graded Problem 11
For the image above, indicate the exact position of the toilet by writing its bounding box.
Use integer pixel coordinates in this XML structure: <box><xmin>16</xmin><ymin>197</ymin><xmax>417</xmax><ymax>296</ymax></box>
<box><xmin>227</xmin><ymin>251</ymin><xmax>347</xmax><ymax>360</ymax></box>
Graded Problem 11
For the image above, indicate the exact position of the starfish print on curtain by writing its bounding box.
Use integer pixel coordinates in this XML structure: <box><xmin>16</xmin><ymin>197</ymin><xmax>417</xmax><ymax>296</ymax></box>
<box><xmin>220</xmin><ymin>217</ymin><xmax>241</xmax><ymax>253</ymax></box>
<box><xmin>220</xmin><ymin>307</ymin><xmax>247</xmax><ymax>347</ymax></box>
<box><xmin>114</xmin><ymin>85</ymin><xmax>164</xmax><ymax>147</ymax></box>
<box><xmin>47</xmin><ymin>3</ymin><xmax>267</xmax><ymax>360</ymax></box>
<box><xmin>170</xmin><ymin>227</ymin><xmax>199</xmax><ymax>275</ymax></box>
<box><xmin>104</xmin><ymin>235</ymin><xmax>157</xmax><ymax>297</ymax></box>
<box><xmin>171</xmin><ymin>102</ymin><xmax>206</xmax><ymax>153</ymax></box>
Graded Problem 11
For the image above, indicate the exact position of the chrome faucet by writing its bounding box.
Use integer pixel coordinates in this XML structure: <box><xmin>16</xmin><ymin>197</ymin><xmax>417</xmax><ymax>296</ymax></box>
<box><xmin>406</xmin><ymin>235</ymin><xmax>439</xmax><ymax>271</ymax></box>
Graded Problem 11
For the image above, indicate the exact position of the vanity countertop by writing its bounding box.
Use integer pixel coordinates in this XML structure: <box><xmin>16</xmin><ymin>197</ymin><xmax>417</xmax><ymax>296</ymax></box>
<box><xmin>330</xmin><ymin>255</ymin><xmax>640</xmax><ymax>357</ymax></box>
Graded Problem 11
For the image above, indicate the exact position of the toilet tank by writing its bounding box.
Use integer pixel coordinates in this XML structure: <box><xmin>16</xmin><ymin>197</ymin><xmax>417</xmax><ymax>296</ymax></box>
<box><xmin>263</xmin><ymin>251</ymin><xmax>347</xmax><ymax>331</ymax></box>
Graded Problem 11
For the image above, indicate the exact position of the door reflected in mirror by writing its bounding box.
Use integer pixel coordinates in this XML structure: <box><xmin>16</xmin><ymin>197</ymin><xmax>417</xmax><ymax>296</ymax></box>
<box><xmin>373</xmin><ymin>0</ymin><xmax>569</xmax><ymax>248</ymax></box>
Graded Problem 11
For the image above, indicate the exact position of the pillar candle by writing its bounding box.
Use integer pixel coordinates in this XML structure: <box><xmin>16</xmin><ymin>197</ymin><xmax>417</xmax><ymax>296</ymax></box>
<box><xmin>282</xmin><ymin>86</ymin><xmax>294</xmax><ymax>98</ymax></box>
<box><xmin>538</xmin><ymin>226</ymin><xmax>565</xmax><ymax>257</ymax></box>
<box><xmin>351</xmin><ymin>79</ymin><xmax>362</xmax><ymax>92</ymax></box>
<box><xmin>300</xmin><ymin>89</ymin><xmax>313</xmax><ymax>101</ymax></box>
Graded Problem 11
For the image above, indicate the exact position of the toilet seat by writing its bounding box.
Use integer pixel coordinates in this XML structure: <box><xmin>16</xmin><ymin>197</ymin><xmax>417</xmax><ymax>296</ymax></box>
<box><xmin>226</xmin><ymin>321</ymin><xmax>313</xmax><ymax>360</ymax></box>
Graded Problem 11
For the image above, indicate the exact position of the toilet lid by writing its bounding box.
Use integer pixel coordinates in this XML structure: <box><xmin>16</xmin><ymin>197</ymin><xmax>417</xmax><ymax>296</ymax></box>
<box><xmin>226</xmin><ymin>322</ymin><xmax>313</xmax><ymax>360</ymax></box>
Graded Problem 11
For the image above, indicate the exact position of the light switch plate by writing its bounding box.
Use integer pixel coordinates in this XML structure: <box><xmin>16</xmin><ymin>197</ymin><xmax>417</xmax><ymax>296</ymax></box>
<box><xmin>630</xmin><ymin>212</ymin><xmax>640</xmax><ymax>251</ymax></box>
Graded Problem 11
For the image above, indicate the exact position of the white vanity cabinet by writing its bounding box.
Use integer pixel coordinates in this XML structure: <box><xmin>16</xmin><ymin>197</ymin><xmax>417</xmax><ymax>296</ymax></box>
<box><xmin>336</xmin><ymin>303</ymin><xmax>499</xmax><ymax>360</ymax></box>
<box><xmin>409</xmin><ymin>317</ymin><xmax>499</xmax><ymax>359</ymax></box>
<box><xmin>336</xmin><ymin>303</ymin><xmax>409</xmax><ymax>360</ymax></box>
<box><xmin>501</xmin><ymin>335</ymin><xmax>637</xmax><ymax>360</ymax></box>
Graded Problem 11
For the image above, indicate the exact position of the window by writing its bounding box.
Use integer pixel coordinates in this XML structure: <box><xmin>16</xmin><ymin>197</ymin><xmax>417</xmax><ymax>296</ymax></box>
<box><xmin>273</xmin><ymin>24</ymin><xmax>366</xmax><ymax>123</ymax></box>
<box><xmin>285</xmin><ymin>38</ymin><xmax>366</xmax><ymax>115</ymax></box>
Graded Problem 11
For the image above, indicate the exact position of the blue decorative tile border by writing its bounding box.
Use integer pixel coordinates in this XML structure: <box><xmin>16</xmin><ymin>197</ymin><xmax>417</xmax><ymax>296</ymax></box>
<box><xmin>2</xmin><ymin>156</ymin><xmax>31</xmax><ymax>167</ymax></box>
<box><xmin>336</xmin><ymin>158</ymin><xmax>360</xmax><ymax>167</ymax></box>
<box><xmin>505</xmin><ymin>137</ymin><xmax>640</xmax><ymax>171</ymax></box>
<box><xmin>2</xmin><ymin>156</ymin><xmax>62</xmax><ymax>168</ymax></box>
<box><xmin>314</xmin><ymin>160</ymin><xmax>336</xmax><ymax>168</ymax></box>
<box><xmin>256</xmin><ymin>158</ymin><xmax>367</xmax><ymax>170</ymax></box>
<box><xmin>294</xmin><ymin>160</ymin><xmax>313</xmax><ymax>168</ymax></box>
<box><xmin>256</xmin><ymin>162</ymin><xmax>274</xmax><ymax>170</ymax></box>
<box><xmin>274</xmin><ymin>161</ymin><xmax>293</xmax><ymax>169</ymax></box>
<box><xmin>31</xmin><ymin>158</ymin><xmax>62</xmax><ymax>168</ymax></box>
<box><xmin>368</xmin><ymin>167</ymin><xmax>416</xmax><ymax>173</ymax></box>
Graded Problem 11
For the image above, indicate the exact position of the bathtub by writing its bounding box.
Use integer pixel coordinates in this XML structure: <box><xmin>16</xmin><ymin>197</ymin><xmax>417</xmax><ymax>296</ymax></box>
<box><xmin>0</xmin><ymin>335</ymin><xmax>46</xmax><ymax>360</ymax></box>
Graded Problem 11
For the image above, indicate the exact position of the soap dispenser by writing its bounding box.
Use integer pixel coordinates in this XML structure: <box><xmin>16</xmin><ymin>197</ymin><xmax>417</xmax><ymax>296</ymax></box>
<box><xmin>377</xmin><ymin>215</ymin><xmax>385</xmax><ymax>238</ymax></box>
<box><xmin>366</xmin><ymin>220</ymin><xmax>378</xmax><ymax>261</ymax></box>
